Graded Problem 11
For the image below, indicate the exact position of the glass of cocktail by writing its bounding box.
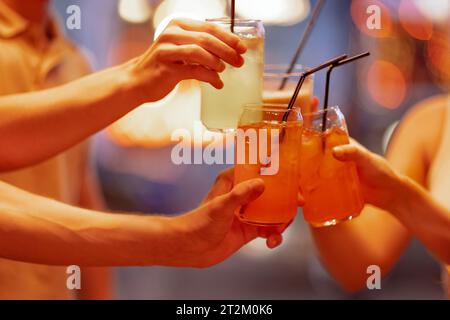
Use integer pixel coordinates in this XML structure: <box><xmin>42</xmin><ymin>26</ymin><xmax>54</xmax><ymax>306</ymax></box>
<box><xmin>263</xmin><ymin>65</ymin><xmax>314</xmax><ymax>115</ymax></box>
<box><xmin>200</xmin><ymin>18</ymin><xmax>264</xmax><ymax>132</ymax></box>
<box><xmin>234</xmin><ymin>104</ymin><xmax>303</xmax><ymax>226</ymax></box>
<box><xmin>299</xmin><ymin>106</ymin><xmax>364</xmax><ymax>227</ymax></box>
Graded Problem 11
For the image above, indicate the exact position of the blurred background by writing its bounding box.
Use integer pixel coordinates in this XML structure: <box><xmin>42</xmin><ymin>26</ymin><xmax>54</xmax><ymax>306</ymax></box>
<box><xmin>51</xmin><ymin>0</ymin><xmax>449</xmax><ymax>299</ymax></box>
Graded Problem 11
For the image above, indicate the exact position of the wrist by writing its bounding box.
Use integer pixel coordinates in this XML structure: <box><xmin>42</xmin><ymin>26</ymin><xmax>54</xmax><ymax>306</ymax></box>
<box><xmin>156</xmin><ymin>213</ymin><xmax>204</xmax><ymax>267</ymax></box>
<box><xmin>114</xmin><ymin>59</ymin><xmax>148</xmax><ymax>108</ymax></box>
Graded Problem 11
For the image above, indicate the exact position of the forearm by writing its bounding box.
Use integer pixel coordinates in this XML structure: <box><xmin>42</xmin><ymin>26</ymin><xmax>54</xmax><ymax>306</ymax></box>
<box><xmin>311</xmin><ymin>206</ymin><xmax>410</xmax><ymax>291</ymax></box>
<box><xmin>389</xmin><ymin>176</ymin><xmax>450</xmax><ymax>264</ymax></box>
<box><xmin>0</xmin><ymin>61</ymin><xmax>143</xmax><ymax>172</ymax></box>
<box><xmin>0</xmin><ymin>182</ymin><xmax>190</xmax><ymax>267</ymax></box>
<box><xmin>78</xmin><ymin>267</ymin><xmax>114</xmax><ymax>300</ymax></box>
<box><xmin>78</xmin><ymin>168</ymin><xmax>114</xmax><ymax>299</ymax></box>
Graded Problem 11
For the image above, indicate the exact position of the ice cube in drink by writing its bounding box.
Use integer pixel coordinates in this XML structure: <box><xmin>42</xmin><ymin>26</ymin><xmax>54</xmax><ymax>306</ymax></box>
<box><xmin>299</xmin><ymin>126</ymin><xmax>364</xmax><ymax>227</ymax></box>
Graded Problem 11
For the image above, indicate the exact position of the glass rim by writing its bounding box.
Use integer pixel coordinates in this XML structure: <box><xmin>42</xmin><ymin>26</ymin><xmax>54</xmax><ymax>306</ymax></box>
<box><xmin>302</xmin><ymin>106</ymin><xmax>340</xmax><ymax>117</ymax></box>
<box><xmin>264</xmin><ymin>64</ymin><xmax>314</xmax><ymax>78</ymax></box>
<box><xmin>243</xmin><ymin>103</ymin><xmax>302</xmax><ymax>113</ymax></box>
<box><xmin>206</xmin><ymin>17</ymin><xmax>262</xmax><ymax>25</ymax></box>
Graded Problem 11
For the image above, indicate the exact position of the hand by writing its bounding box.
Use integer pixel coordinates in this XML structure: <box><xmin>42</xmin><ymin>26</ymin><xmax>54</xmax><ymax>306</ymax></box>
<box><xmin>173</xmin><ymin>168</ymin><xmax>286</xmax><ymax>268</ymax></box>
<box><xmin>332</xmin><ymin>140</ymin><xmax>405</xmax><ymax>211</ymax></box>
<box><xmin>128</xmin><ymin>18</ymin><xmax>247</xmax><ymax>103</ymax></box>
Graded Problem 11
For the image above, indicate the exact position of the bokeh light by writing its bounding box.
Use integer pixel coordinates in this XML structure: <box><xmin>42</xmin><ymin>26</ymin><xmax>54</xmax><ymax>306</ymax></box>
<box><xmin>108</xmin><ymin>79</ymin><xmax>207</xmax><ymax>147</ymax></box>
<box><xmin>153</xmin><ymin>0</ymin><xmax>226</xmax><ymax>32</ymax></box>
<box><xmin>413</xmin><ymin>0</ymin><xmax>450</xmax><ymax>23</ymax></box>
<box><xmin>367</xmin><ymin>60</ymin><xmax>407</xmax><ymax>109</ymax></box>
<box><xmin>398</xmin><ymin>0</ymin><xmax>433</xmax><ymax>41</ymax></box>
<box><xmin>118</xmin><ymin>0</ymin><xmax>152</xmax><ymax>24</ymax></box>
<box><xmin>236</xmin><ymin>0</ymin><xmax>310</xmax><ymax>26</ymax></box>
<box><xmin>426</xmin><ymin>30</ymin><xmax>450</xmax><ymax>88</ymax></box>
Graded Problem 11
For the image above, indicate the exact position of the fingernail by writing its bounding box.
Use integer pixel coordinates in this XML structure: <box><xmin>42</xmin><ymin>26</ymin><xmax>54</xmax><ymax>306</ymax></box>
<box><xmin>333</xmin><ymin>146</ymin><xmax>345</xmax><ymax>156</ymax></box>
<box><xmin>218</xmin><ymin>62</ymin><xmax>226</xmax><ymax>72</ymax></box>
<box><xmin>235</xmin><ymin>56</ymin><xmax>244</xmax><ymax>67</ymax></box>
<box><xmin>252</xmin><ymin>179</ymin><xmax>265</xmax><ymax>193</ymax></box>
<box><xmin>237</xmin><ymin>42</ymin><xmax>247</xmax><ymax>54</ymax></box>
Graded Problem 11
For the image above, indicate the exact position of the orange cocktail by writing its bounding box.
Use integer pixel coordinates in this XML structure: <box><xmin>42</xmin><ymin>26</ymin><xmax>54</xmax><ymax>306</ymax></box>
<box><xmin>234</xmin><ymin>105</ymin><xmax>303</xmax><ymax>226</ymax></box>
<box><xmin>300</xmin><ymin>107</ymin><xmax>364</xmax><ymax>227</ymax></box>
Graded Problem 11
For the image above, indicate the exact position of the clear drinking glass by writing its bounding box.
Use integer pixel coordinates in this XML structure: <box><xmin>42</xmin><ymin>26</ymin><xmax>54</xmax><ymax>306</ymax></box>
<box><xmin>200</xmin><ymin>18</ymin><xmax>265</xmax><ymax>132</ymax></box>
<box><xmin>234</xmin><ymin>104</ymin><xmax>303</xmax><ymax>226</ymax></box>
<box><xmin>263</xmin><ymin>64</ymin><xmax>314</xmax><ymax>115</ymax></box>
<box><xmin>299</xmin><ymin>106</ymin><xmax>364</xmax><ymax>227</ymax></box>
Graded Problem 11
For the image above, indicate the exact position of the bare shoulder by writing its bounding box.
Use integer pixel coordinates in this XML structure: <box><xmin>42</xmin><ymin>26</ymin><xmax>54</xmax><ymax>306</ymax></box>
<box><xmin>401</xmin><ymin>94</ymin><xmax>448</xmax><ymax>126</ymax></box>
<box><xmin>388</xmin><ymin>94</ymin><xmax>448</xmax><ymax>179</ymax></box>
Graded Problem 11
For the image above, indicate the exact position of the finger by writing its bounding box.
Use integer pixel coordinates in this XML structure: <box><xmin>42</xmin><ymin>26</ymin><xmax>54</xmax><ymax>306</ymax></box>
<box><xmin>176</xmin><ymin>64</ymin><xmax>224</xmax><ymax>89</ymax></box>
<box><xmin>311</xmin><ymin>96</ymin><xmax>319</xmax><ymax>112</ymax></box>
<box><xmin>333</xmin><ymin>144</ymin><xmax>368</xmax><ymax>165</ymax></box>
<box><xmin>159</xmin><ymin>44</ymin><xmax>226</xmax><ymax>72</ymax></box>
<box><xmin>266</xmin><ymin>234</ymin><xmax>283</xmax><ymax>249</ymax></box>
<box><xmin>225</xmin><ymin>179</ymin><xmax>265</xmax><ymax>208</ymax></box>
<box><xmin>257</xmin><ymin>222</ymin><xmax>290</xmax><ymax>238</ymax></box>
<box><xmin>207</xmin><ymin>178</ymin><xmax>265</xmax><ymax>221</ymax></box>
<box><xmin>160</xmin><ymin>30</ymin><xmax>244</xmax><ymax>67</ymax></box>
<box><xmin>202</xmin><ymin>168</ymin><xmax>235</xmax><ymax>204</ymax></box>
<box><xmin>172</xmin><ymin>18</ymin><xmax>247</xmax><ymax>54</ymax></box>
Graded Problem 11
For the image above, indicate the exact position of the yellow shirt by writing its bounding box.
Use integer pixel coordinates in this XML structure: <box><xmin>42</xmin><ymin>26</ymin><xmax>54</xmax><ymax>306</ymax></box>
<box><xmin>0</xmin><ymin>1</ymin><xmax>91</xmax><ymax>299</ymax></box>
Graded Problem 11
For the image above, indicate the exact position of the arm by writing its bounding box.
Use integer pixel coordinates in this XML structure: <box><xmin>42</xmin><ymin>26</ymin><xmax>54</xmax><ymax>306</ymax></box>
<box><xmin>310</xmin><ymin>97</ymin><xmax>446</xmax><ymax>291</ymax></box>
<box><xmin>0</xmin><ymin>169</ymin><xmax>269</xmax><ymax>267</ymax></box>
<box><xmin>0</xmin><ymin>18</ymin><xmax>246</xmax><ymax>172</ymax></box>
<box><xmin>76</xmin><ymin>143</ymin><xmax>114</xmax><ymax>300</ymax></box>
<box><xmin>333</xmin><ymin>143</ymin><xmax>450</xmax><ymax>264</ymax></box>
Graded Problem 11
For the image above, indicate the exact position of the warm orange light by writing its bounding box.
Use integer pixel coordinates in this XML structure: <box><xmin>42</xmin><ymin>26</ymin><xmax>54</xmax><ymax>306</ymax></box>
<box><xmin>350</xmin><ymin>0</ymin><xmax>393</xmax><ymax>38</ymax></box>
<box><xmin>367</xmin><ymin>60</ymin><xmax>407</xmax><ymax>109</ymax></box>
<box><xmin>426</xmin><ymin>31</ymin><xmax>450</xmax><ymax>83</ymax></box>
<box><xmin>398</xmin><ymin>0</ymin><xmax>433</xmax><ymax>41</ymax></box>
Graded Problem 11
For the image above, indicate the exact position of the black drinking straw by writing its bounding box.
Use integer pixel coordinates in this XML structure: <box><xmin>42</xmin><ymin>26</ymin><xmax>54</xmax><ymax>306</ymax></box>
<box><xmin>230</xmin><ymin>0</ymin><xmax>236</xmax><ymax>33</ymax></box>
<box><xmin>282</xmin><ymin>54</ymin><xmax>348</xmax><ymax>123</ymax></box>
<box><xmin>321</xmin><ymin>51</ymin><xmax>371</xmax><ymax>131</ymax></box>
<box><xmin>279</xmin><ymin>0</ymin><xmax>325</xmax><ymax>90</ymax></box>
<box><xmin>278</xmin><ymin>53</ymin><xmax>347</xmax><ymax>140</ymax></box>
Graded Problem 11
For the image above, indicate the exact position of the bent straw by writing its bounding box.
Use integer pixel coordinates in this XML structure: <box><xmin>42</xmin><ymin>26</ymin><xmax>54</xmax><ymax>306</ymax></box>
<box><xmin>278</xmin><ymin>53</ymin><xmax>347</xmax><ymax>145</ymax></box>
<box><xmin>279</xmin><ymin>0</ymin><xmax>325</xmax><ymax>90</ymax></box>
<box><xmin>282</xmin><ymin>54</ymin><xmax>348</xmax><ymax>123</ymax></box>
<box><xmin>321</xmin><ymin>51</ymin><xmax>370</xmax><ymax>131</ymax></box>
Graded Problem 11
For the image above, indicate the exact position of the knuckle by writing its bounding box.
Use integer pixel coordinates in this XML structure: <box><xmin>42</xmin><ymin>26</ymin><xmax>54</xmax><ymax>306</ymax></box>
<box><xmin>214</xmin><ymin>172</ymin><xmax>226</xmax><ymax>184</ymax></box>
<box><xmin>154</xmin><ymin>44</ymin><xmax>170</xmax><ymax>58</ymax></box>
<box><xmin>209</xmin><ymin>198</ymin><xmax>224</xmax><ymax>212</ymax></box>
<box><xmin>186</xmin><ymin>45</ymin><xmax>201</xmax><ymax>57</ymax></box>
<box><xmin>228</xmin><ymin>188</ymin><xmax>242</xmax><ymax>203</ymax></box>
<box><xmin>198</xmin><ymin>34</ymin><xmax>213</xmax><ymax>47</ymax></box>
<box><xmin>156</xmin><ymin>33</ymin><xmax>169</xmax><ymax>43</ymax></box>
<box><xmin>169</xmin><ymin>18</ymin><xmax>181</xmax><ymax>26</ymax></box>
<box><xmin>229</xmin><ymin>34</ymin><xmax>240</xmax><ymax>46</ymax></box>
<box><xmin>203</xmin><ymin>22</ymin><xmax>214</xmax><ymax>33</ymax></box>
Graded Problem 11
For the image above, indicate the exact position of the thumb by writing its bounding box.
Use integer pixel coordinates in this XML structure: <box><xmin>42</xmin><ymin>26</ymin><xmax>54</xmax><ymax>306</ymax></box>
<box><xmin>332</xmin><ymin>144</ymin><xmax>366</xmax><ymax>164</ymax></box>
<box><xmin>207</xmin><ymin>179</ymin><xmax>265</xmax><ymax>221</ymax></box>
